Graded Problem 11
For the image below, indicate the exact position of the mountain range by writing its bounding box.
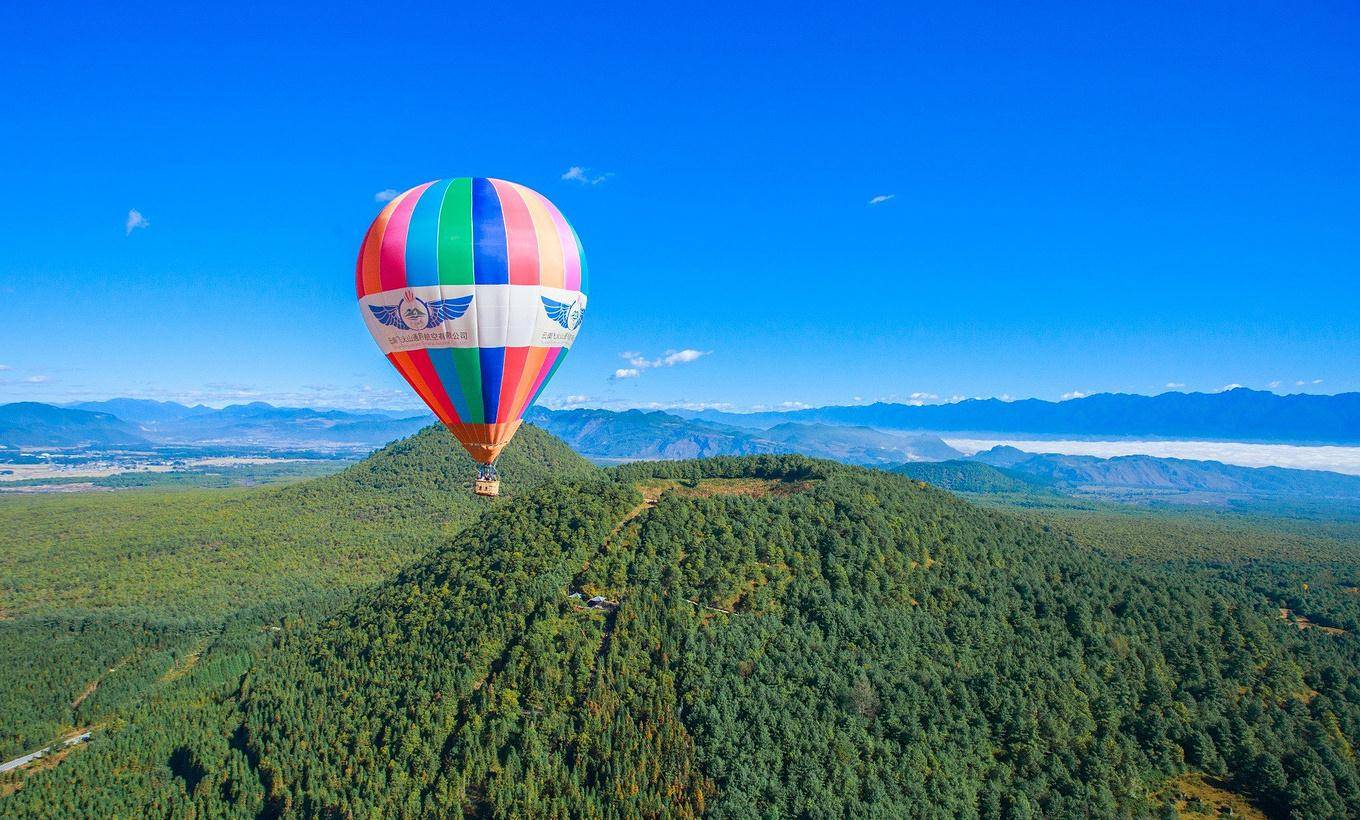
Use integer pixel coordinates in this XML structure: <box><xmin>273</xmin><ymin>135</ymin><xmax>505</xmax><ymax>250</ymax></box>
<box><xmin>4</xmin><ymin>393</ymin><xmax>1359</xmax><ymax>503</ymax></box>
<box><xmin>0</xmin><ymin>400</ymin><xmax>429</xmax><ymax>452</ymax></box>
<box><xmin>675</xmin><ymin>388</ymin><xmax>1360</xmax><ymax>444</ymax></box>
<box><xmin>524</xmin><ymin>406</ymin><xmax>958</xmax><ymax>465</ymax></box>
<box><xmin>896</xmin><ymin>447</ymin><xmax>1360</xmax><ymax>502</ymax></box>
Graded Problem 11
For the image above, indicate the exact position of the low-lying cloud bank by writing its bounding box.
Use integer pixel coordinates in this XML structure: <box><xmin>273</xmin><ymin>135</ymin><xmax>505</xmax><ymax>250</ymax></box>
<box><xmin>945</xmin><ymin>438</ymin><xmax>1360</xmax><ymax>476</ymax></box>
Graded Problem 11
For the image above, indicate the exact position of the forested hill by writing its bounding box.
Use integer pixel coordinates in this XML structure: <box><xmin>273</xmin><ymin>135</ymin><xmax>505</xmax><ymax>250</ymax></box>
<box><xmin>20</xmin><ymin>455</ymin><xmax>1345</xmax><ymax>817</ymax></box>
<box><xmin>0</xmin><ymin>423</ymin><xmax>590</xmax><ymax>772</ymax></box>
<box><xmin>288</xmin><ymin>421</ymin><xmax>595</xmax><ymax>509</ymax></box>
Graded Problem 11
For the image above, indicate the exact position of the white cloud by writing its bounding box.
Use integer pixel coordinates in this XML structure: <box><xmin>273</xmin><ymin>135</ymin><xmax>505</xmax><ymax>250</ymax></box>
<box><xmin>1061</xmin><ymin>390</ymin><xmax>1086</xmax><ymax>400</ymax></box>
<box><xmin>1313</xmin><ymin>378</ymin><xmax>1323</xmax><ymax>384</ymax></box>
<box><xmin>374</xmin><ymin>188</ymin><xmax>399</xmax><ymax>202</ymax></box>
<box><xmin>125</xmin><ymin>209</ymin><xmax>149</xmax><ymax>235</ymax></box>
<box><xmin>614</xmin><ymin>348</ymin><xmax>710</xmax><ymax>378</ymax></box>
<box><xmin>1165</xmin><ymin>382</ymin><xmax>1185</xmax><ymax>389</ymax></box>
<box><xmin>868</xmin><ymin>194</ymin><xmax>895</xmax><ymax>206</ymax></box>
<box><xmin>24</xmin><ymin>375</ymin><xmax>49</xmax><ymax>383</ymax></box>
<box><xmin>852</xmin><ymin>396</ymin><xmax>863</xmax><ymax>403</ymax></box>
<box><xmin>778</xmin><ymin>401</ymin><xmax>812</xmax><ymax>410</ymax></box>
<box><xmin>1219</xmin><ymin>383</ymin><xmax>1243</xmax><ymax>392</ymax></box>
<box><xmin>662</xmin><ymin>349</ymin><xmax>707</xmax><ymax>366</ymax></box>
<box><xmin>1268</xmin><ymin>380</ymin><xmax>1282</xmax><ymax>388</ymax></box>
<box><xmin>562</xmin><ymin>166</ymin><xmax>613</xmax><ymax>185</ymax></box>
<box><xmin>0</xmin><ymin>364</ymin><xmax>10</xmax><ymax>371</ymax></box>
<box><xmin>538</xmin><ymin>394</ymin><xmax>595</xmax><ymax>410</ymax></box>
<box><xmin>637</xmin><ymin>400</ymin><xmax>734</xmax><ymax>412</ymax></box>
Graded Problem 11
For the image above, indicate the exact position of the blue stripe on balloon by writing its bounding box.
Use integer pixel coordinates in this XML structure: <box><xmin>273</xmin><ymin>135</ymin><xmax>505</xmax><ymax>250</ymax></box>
<box><xmin>425</xmin><ymin>348</ymin><xmax>473</xmax><ymax>423</ymax></box>
<box><xmin>404</xmin><ymin>179</ymin><xmax>452</xmax><ymax>287</ymax></box>
<box><xmin>479</xmin><ymin>346</ymin><xmax>505</xmax><ymax>423</ymax></box>
<box><xmin>471</xmin><ymin>178</ymin><xmax>509</xmax><ymax>285</ymax></box>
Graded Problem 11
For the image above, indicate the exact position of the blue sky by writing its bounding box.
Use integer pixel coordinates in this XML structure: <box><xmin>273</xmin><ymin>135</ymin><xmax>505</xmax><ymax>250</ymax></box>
<box><xmin>1</xmin><ymin>2</ymin><xmax>1356</xmax><ymax>412</ymax></box>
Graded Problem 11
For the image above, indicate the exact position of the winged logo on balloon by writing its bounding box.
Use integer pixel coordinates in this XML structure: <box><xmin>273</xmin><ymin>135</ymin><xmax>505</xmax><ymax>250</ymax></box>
<box><xmin>369</xmin><ymin>290</ymin><xmax>473</xmax><ymax>331</ymax></box>
<box><xmin>542</xmin><ymin>296</ymin><xmax>585</xmax><ymax>331</ymax></box>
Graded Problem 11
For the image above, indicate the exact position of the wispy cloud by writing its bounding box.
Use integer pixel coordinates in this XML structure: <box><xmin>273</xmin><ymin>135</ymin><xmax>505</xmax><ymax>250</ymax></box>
<box><xmin>868</xmin><ymin>194</ymin><xmax>895</xmax><ymax>206</ymax></box>
<box><xmin>1165</xmin><ymin>382</ymin><xmax>1185</xmax><ymax>389</ymax></box>
<box><xmin>0</xmin><ymin>364</ymin><xmax>10</xmax><ymax>371</ymax></box>
<box><xmin>540</xmin><ymin>394</ymin><xmax>595</xmax><ymax>409</ymax></box>
<box><xmin>24</xmin><ymin>375</ymin><xmax>49</xmax><ymax>383</ymax></box>
<box><xmin>1268</xmin><ymin>380</ymin><xmax>1282</xmax><ymax>388</ymax></box>
<box><xmin>1295</xmin><ymin>378</ymin><xmax>1323</xmax><ymax>386</ymax></box>
<box><xmin>125</xmin><ymin>209</ymin><xmax>149</xmax><ymax>235</ymax></box>
<box><xmin>1061</xmin><ymin>390</ymin><xmax>1086</xmax><ymax>400</ymax></box>
<box><xmin>1219</xmin><ymin>383</ymin><xmax>1243</xmax><ymax>392</ymax></box>
<box><xmin>562</xmin><ymin>166</ymin><xmax>613</xmax><ymax>185</ymax></box>
<box><xmin>661</xmin><ymin>349</ymin><xmax>706</xmax><ymax>366</ymax></box>
<box><xmin>374</xmin><ymin>189</ymin><xmax>399</xmax><ymax>203</ymax></box>
<box><xmin>615</xmin><ymin>349</ymin><xmax>710</xmax><ymax>378</ymax></box>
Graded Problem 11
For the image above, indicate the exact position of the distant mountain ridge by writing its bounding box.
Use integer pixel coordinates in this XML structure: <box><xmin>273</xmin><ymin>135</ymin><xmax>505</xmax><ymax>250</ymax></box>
<box><xmin>2</xmin><ymin>400</ymin><xmax>431</xmax><ymax>452</ymax></box>
<box><xmin>968</xmin><ymin>445</ymin><xmax>1360</xmax><ymax>501</ymax></box>
<box><xmin>0</xmin><ymin>402</ymin><xmax>151</xmax><ymax>448</ymax></box>
<box><xmin>677</xmin><ymin>388</ymin><xmax>1360</xmax><ymax>444</ymax></box>
<box><xmin>524</xmin><ymin>406</ymin><xmax>959</xmax><ymax>465</ymax></box>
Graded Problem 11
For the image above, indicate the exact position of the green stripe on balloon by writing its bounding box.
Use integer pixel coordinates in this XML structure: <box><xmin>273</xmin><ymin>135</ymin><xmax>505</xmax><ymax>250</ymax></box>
<box><xmin>450</xmin><ymin>348</ymin><xmax>484</xmax><ymax>424</ymax></box>
<box><xmin>437</xmin><ymin>178</ymin><xmax>475</xmax><ymax>286</ymax></box>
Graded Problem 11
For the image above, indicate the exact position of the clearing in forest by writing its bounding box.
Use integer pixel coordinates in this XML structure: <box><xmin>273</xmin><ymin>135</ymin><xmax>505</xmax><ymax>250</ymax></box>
<box><xmin>1279</xmin><ymin>607</ymin><xmax>1348</xmax><ymax>635</ymax></box>
<box><xmin>633</xmin><ymin>476</ymin><xmax>817</xmax><ymax>502</ymax></box>
<box><xmin>1156</xmin><ymin>772</ymin><xmax>1267</xmax><ymax>819</ymax></box>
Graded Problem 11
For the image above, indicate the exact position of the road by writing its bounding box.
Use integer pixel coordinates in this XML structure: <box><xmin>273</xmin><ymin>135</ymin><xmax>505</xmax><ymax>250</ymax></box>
<box><xmin>0</xmin><ymin>732</ymin><xmax>92</xmax><ymax>774</ymax></box>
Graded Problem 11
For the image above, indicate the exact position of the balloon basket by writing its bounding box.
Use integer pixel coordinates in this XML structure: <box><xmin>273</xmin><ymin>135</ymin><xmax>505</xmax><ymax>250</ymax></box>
<box><xmin>474</xmin><ymin>464</ymin><xmax>500</xmax><ymax>497</ymax></box>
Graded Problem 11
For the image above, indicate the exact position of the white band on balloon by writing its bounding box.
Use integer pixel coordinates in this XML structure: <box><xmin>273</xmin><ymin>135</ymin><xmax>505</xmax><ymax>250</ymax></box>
<box><xmin>359</xmin><ymin>285</ymin><xmax>586</xmax><ymax>354</ymax></box>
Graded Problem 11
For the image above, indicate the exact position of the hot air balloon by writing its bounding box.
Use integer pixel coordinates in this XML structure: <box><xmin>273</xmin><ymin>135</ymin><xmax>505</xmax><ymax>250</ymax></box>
<box><xmin>356</xmin><ymin>178</ymin><xmax>587</xmax><ymax>496</ymax></box>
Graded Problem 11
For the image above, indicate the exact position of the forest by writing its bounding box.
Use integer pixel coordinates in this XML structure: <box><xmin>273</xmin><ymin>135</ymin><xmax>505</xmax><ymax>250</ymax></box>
<box><xmin>2</xmin><ymin>426</ymin><xmax>1358</xmax><ymax>818</ymax></box>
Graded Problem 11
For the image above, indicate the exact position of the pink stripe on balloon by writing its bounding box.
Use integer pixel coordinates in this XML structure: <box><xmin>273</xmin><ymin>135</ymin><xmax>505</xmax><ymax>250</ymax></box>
<box><xmin>533</xmin><ymin>191</ymin><xmax>582</xmax><ymax>292</ymax></box>
<box><xmin>379</xmin><ymin>182</ymin><xmax>432</xmax><ymax>291</ymax></box>
<box><xmin>489</xmin><ymin>179</ymin><xmax>540</xmax><ymax>286</ymax></box>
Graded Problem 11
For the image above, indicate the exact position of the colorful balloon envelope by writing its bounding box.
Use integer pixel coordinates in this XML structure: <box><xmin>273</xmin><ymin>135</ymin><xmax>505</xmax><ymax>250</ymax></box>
<box><xmin>355</xmin><ymin>178</ymin><xmax>587</xmax><ymax>491</ymax></box>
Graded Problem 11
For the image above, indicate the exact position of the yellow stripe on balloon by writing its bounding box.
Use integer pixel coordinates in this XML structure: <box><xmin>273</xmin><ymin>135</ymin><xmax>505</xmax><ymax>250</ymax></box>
<box><xmin>507</xmin><ymin>346</ymin><xmax>551</xmax><ymax>421</ymax></box>
<box><xmin>511</xmin><ymin>182</ymin><xmax>564</xmax><ymax>288</ymax></box>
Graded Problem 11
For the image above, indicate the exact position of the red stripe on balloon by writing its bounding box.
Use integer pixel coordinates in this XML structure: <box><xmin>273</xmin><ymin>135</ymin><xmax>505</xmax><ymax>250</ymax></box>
<box><xmin>496</xmin><ymin>345</ymin><xmax>530</xmax><ymax>421</ymax></box>
<box><xmin>490</xmin><ymin>179</ymin><xmax>539</xmax><ymax>286</ymax></box>
<box><xmin>386</xmin><ymin>352</ymin><xmax>456</xmax><ymax>427</ymax></box>
<box><xmin>379</xmin><ymin>182</ymin><xmax>432</xmax><ymax>292</ymax></box>
<box><xmin>407</xmin><ymin>348</ymin><xmax>464</xmax><ymax>424</ymax></box>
